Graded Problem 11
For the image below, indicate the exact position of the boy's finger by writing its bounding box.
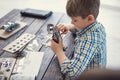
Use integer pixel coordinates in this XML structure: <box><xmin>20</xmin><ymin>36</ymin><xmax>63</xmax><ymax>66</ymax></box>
<box><xmin>61</xmin><ymin>29</ymin><xmax>68</xmax><ymax>34</ymax></box>
<box><xmin>59</xmin><ymin>27</ymin><xmax>67</xmax><ymax>34</ymax></box>
<box><xmin>59</xmin><ymin>37</ymin><xmax>62</xmax><ymax>42</ymax></box>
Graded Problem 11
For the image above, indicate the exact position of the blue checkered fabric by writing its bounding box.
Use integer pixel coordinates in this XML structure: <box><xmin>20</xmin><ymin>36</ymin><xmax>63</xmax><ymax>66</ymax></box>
<box><xmin>61</xmin><ymin>21</ymin><xmax>106</xmax><ymax>80</ymax></box>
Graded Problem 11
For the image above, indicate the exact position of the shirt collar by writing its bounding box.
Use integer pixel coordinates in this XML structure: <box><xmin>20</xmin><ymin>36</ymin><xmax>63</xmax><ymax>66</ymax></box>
<box><xmin>76</xmin><ymin>21</ymin><xmax>98</xmax><ymax>36</ymax></box>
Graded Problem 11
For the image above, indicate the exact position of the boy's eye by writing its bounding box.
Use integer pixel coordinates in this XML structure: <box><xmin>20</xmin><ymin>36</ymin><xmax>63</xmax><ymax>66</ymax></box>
<box><xmin>72</xmin><ymin>19</ymin><xmax>77</xmax><ymax>23</ymax></box>
<box><xmin>71</xmin><ymin>19</ymin><xmax>77</xmax><ymax>22</ymax></box>
<box><xmin>73</xmin><ymin>20</ymin><xmax>77</xmax><ymax>22</ymax></box>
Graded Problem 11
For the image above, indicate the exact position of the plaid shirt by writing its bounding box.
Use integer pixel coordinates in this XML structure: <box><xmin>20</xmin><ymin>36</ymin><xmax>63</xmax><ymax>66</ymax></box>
<box><xmin>61</xmin><ymin>21</ymin><xmax>106</xmax><ymax>80</ymax></box>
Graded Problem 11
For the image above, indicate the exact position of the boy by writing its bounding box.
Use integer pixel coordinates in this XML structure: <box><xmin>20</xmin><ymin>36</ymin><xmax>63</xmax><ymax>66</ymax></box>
<box><xmin>50</xmin><ymin>0</ymin><xmax>106</xmax><ymax>80</ymax></box>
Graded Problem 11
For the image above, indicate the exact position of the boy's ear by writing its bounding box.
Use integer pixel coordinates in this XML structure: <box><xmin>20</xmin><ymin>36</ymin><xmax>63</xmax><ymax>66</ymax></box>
<box><xmin>87</xmin><ymin>14</ymin><xmax>95</xmax><ymax>23</ymax></box>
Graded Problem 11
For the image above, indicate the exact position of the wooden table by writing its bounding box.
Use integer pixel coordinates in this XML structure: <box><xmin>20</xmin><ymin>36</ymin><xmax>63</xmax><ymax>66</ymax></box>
<box><xmin>0</xmin><ymin>9</ymin><xmax>75</xmax><ymax>80</ymax></box>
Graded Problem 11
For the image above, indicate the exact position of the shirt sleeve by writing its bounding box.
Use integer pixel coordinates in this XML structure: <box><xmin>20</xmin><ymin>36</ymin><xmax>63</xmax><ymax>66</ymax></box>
<box><xmin>61</xmin><ymin>36</ymin><xmax>98</xmax><ymax>79</ymax></box>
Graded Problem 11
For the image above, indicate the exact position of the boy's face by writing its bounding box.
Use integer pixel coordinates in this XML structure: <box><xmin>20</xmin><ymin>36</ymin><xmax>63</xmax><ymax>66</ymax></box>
<box><xmin>70</xmin><ymin>16</ymin><xmax>90</xmax><ymax>30</ymax></box>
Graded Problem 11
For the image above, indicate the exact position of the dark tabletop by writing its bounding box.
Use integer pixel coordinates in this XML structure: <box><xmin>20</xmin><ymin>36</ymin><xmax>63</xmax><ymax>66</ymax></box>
<box><xmin>0</xmin><ymin>9</ymin><xmax>75</xmax><ymax>80</ymax></box>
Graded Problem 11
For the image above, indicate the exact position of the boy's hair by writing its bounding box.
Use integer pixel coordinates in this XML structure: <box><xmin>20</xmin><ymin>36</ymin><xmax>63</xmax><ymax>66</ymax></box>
<box><xmin>66</xmin><ymin>0</ymin><xmax>100</xmax><ymax>19</ymax></box>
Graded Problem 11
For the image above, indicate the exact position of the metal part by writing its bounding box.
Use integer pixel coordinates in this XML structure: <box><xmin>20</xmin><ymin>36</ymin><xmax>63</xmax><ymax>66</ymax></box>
<box><xmin>47</xmin><ymin>24</ymin><xmax>61</xmax><ymax>43</ymax></box>
<box><xmin>1</xmin><ymin>21</ymin><xmax>20</xmax><ymax>32</ymax></box>
<box><xmin>3</xmin><ymin>33</ymin><xmax>36</xmax><ymax>53</ymax></box>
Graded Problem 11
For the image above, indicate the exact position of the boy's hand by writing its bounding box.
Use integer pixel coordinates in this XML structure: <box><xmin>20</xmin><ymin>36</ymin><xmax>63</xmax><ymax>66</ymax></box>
<box><xmin>50</xmin><ymin>37</ymin><xmax>68</xmax><ymax>65</ymax></box>
<box><xmin>57</xmin><ymin>24</ymin><xmax>69</xmax><ymax>34</ymax></box>
<box><xmin>50</xmin><ymin>37</ymin><xmax>63</xmax><ymax>54</ymax></box>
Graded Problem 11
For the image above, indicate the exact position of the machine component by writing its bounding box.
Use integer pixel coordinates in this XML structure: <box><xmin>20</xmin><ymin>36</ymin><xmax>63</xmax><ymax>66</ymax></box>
<box><xmin>47</xmin><ymin>24</ymin><xmax>61</xmax><ymax>43</ymax></box>
<box><xmin>1</xmin><ymin>21</ymin><xmax>19</xmax><ymax>32</ymax></box>
<box><xmin>0</xmin><ymin>21</ymin><xmax>27</xmax><ymax>39</ymax></box>
<box><xmin>0</xmin><ymin>58</ymin><xmax>16</xmax><ymax>80</ymax></box>
<box><xmin>3</xmin><ymin>33</ymin><xmax>36</xmax><ymax>54</ymax></box>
